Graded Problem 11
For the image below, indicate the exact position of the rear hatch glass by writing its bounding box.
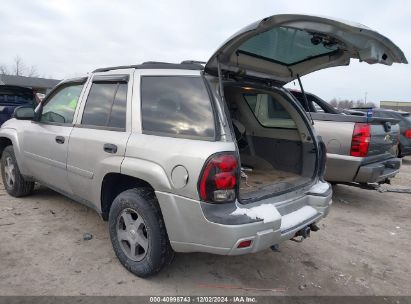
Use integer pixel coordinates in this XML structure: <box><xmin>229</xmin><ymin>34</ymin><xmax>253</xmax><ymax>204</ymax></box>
<box><xmin>0</xmin><ymin>86</ymin><xmax>34</xmax><ymax>105</ymax></box>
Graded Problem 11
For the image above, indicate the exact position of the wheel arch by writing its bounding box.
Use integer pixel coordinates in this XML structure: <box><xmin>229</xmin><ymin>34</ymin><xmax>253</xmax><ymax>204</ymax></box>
<box><xmin>100</xmin><ymin>173</ymin><xmax>158</xmax><ymax>221</ymax></box>
<box><xmin>0</xmin><ymin>131</ymin><xmax>28</xmax><ymax>175</ymax></box>
<box><xmin>0</xmin><ymin>137</ymin><xmax>13</xmax><ymax>158</ymax></box>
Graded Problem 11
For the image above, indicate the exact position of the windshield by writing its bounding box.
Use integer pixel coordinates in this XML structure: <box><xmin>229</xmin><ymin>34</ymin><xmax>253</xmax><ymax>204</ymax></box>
<box><xmin>238</xmin><ymin>27</ymin><xmax>339</xmax><ymax>66</ymax></box>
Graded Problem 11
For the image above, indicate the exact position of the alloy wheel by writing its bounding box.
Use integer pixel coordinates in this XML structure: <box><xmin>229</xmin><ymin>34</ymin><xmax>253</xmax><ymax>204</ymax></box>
<box><xmin>117</xmin><ymin>208</ymin><xmax>149</xmax><ymax>261</ymax></box>
<box><xmin>4</xmin><ymin>156</ymin><xmax>15</xmax><ymax>189</ymax></box>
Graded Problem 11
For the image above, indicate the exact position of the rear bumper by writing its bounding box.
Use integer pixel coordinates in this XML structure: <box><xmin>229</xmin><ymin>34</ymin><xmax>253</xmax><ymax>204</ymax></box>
<box><xmin>325</xmin><ymin>153</ymin><xmax>401</xmax><ymax>183</ymax></box>
<box><xmin>354</xmin><ymin>157</ymin><xmax>401</xmax><ymax>183</ymax></box>
<box><xmin>399</xmin><ymin>144</ymin><xmax>411</xmax><ymax>157</ymax></box>
<box><xmin>155</xmin><ymin>181</ymin><xmax>332</xmax><ymax>255</ymax></box>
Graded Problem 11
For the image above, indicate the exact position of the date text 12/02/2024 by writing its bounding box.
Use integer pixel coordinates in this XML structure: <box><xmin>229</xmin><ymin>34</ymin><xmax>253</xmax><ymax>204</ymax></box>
<box><xmin>149</xmin><ymin>296</ymin><xmax>257</xmax><ymax>303</ymax></box>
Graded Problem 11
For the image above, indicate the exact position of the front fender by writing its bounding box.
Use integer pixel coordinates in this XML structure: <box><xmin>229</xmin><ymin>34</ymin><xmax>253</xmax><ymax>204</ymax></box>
<box><xmin>0</xmin><ymin>128</ymin><xmax>31</xmax><ymax>176</ymax></box>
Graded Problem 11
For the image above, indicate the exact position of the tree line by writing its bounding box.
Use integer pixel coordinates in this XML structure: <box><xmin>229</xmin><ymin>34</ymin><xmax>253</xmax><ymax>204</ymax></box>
<box><xmin>329</xmin><ymin>98</ymin><xmax>376</xmax><ymax>109</ymax></box>
<box><xmin>0</xmin><ymin>56</ymin><xmax>39</xmax><ymax>77</ymax></box>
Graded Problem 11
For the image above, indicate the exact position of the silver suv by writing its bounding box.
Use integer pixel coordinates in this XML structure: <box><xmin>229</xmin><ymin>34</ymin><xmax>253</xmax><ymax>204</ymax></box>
<box><xmin>0</xmin><ymin>14</ymin><xmax>405</xmax><ymax>277</ymax></box>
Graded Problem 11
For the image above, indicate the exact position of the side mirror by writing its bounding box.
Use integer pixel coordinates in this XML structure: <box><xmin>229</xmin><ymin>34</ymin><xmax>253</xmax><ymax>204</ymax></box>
<box><xmin>13</xmin><ymin>106</ymin><xmax>35</xmax><ymax>120</ymax></box>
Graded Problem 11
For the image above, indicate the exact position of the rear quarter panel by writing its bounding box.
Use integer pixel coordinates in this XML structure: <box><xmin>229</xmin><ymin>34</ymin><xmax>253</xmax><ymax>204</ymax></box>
<box><xmin>311</xmin><ymin>119</ymin><xmax>355</xmax><ymax>155</ymax></box>
<box><xmin>123</xmin><ymin>133</ymin><xmax>236</xmax><ymax>200</ymax></box>
<box><xmin>312</xmin><ymin>119</ymin><xmax>362</xmax><ymax>182</ymax></box>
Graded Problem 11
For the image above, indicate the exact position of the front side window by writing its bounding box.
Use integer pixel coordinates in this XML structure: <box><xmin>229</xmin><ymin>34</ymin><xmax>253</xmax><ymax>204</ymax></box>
<box><xmin>81</xmin><ymin>82</ymin><xmax>127</xmax><ymax>129</ymax></box>
<box><xmin>40</xmin><ymin>84</ymin><xmax>84</xmax><ymax>124</ymax></box>
<box><xmin>244</xmin><ymin>93</ymin><xmax>296</xmax><ymax>129</ymax></box>
<box><xmin>141</xmin><ymin>76</ymin><xmax>215</xmax><ymax>139</ymax></box>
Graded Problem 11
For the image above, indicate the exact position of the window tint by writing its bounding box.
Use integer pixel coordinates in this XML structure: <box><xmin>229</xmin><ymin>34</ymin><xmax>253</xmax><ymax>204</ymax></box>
<box><xmin>108</xmin><ymin>83</ymin><xmax>127</xmax><ymax>128</ymax></box>
<box><xmin>40</xmin><ymin>84</ymin><xmax>84</xmax><ymax>124</ymax></box>
<box><xmin>141</xmin><ymin>76</ymin><xmax>215</xmax><ymax>139</ymax></box>
<box><xmin>81</xmin><ymin>82</ymin><xmax>127</xmax><ymax>129</ymax></box>
<box><xmin>238</xmin><ymin>27</ymin><xmax>338</xmax><ymax>66</ymax></box>
<box><xmin>244</xmin><ymin>93</ymin><xmax>296</xmax><ymax>129</ymax></box>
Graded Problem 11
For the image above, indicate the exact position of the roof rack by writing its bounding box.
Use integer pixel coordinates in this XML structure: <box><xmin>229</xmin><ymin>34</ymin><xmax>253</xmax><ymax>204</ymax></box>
<box><xmin>93</xmin><ymin>61</ymin><xmax>204</xmax><ymax>73</ymax></box>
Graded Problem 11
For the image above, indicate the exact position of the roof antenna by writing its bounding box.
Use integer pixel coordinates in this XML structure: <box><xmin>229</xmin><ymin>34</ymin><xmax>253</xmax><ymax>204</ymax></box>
<box><xmin>296</xmin><ymin>73</ymin><xmax>314</xmax><ymax>125</ymax></box>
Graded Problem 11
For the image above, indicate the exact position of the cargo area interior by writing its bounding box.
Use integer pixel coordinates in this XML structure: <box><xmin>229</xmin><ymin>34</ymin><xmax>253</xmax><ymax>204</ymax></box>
<box><xmin>224</xmin><ymin>85</ymin><xmax>317</xmax><ymax>201</ymax></box>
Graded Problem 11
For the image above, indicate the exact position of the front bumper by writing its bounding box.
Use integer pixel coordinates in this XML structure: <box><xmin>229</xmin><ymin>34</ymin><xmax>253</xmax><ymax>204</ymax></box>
<box><xmin>155</xmin><ymin>181</ymin><xmax>332</xmax><ymax>255</ymax></box>
<box><xmin>354</xmin><ymin>157</ymin><xmax>401</xmax><ymax>183</ymax></box>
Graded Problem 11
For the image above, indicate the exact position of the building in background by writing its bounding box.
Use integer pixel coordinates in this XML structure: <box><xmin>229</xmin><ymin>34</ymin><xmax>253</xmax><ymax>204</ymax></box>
<box><xmin>0</xmin><ymin>74</ymin><xmax>60</xmax><ymax>94</ymax></box>
<box><xmin>380</xmin><ymin>101</ymin><xmax>411</xmax><ymax>112</ymax></box>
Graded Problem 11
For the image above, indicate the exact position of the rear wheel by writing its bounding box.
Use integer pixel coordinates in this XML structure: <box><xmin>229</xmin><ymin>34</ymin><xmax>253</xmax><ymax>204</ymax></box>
<box><xmin>1</xmin><ymin>146</ymin><xmax>34</xmax><ymax>197</ymax></box>
<box><xmin>108</xmin><ymin>188</ymin><xmax>174</xmax><ymax>277</ymax></box>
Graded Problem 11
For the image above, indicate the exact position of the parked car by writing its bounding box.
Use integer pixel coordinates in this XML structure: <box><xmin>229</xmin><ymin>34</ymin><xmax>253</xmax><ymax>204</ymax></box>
<box><xmin>0</xmin><ymin>14</ymin><xmax>407</xmax><ymax>277</ymax></box>
<box><xmin>290</xmin><ymin>90</ymin><xmax>402</xmax><ymax>184</ymax></box>
<box><xmin>349</xmin><ymin>108</ymin><xmax>411</xmax><ymax>157</ymax></box>
<box><xmin>0</xmin><ymin>85</ymin><xmax>35</xmax><ymax>125</ymax></box>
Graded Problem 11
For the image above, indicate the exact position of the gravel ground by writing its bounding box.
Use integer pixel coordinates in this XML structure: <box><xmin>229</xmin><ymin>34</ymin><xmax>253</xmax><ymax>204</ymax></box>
<box><xmin>0</xmin><ymin>158</ymin><xmax>410</xmax><ymax>296</ymax></box>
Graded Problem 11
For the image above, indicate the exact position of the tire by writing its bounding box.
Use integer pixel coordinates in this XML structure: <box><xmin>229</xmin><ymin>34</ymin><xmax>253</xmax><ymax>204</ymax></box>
<box><xmin>1</xmin><ymin>145</ymin><xmax>34</xmax><ymax>197</ymax></box>
<box><xmin>108</xmin><ymin>188</ymin><xmax>174</xmax><ymax>277</ymax></box>
<box><xmin>397</xmin><ymin>147</ymin><xmax>404</xmax><ymax>158</ymax></box>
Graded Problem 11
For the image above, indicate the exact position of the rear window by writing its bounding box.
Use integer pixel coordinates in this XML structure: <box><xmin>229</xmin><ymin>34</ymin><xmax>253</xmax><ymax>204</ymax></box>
<box><xmin>244</xmin><ymin>93</ymin><xmax>296</xmax><ymax>129</ymax></box>
<box><xmin>141</xmin><ymin>76</ymin><xmax>215</xmax><ymax>140</ymax></box>
<box><xmin>81</xmin><ymin>82</ymin><xmax>127</xmax><ymax>130</ymax></box>
<box><xmin>0</xmin><ymin>88</ymin><xmax>34</xmax><ymax>105</ymax></box>
<box><xmin>238</xmin><ymin>27</ymin><xmax>338</xmax><ymax>66</ymax></box>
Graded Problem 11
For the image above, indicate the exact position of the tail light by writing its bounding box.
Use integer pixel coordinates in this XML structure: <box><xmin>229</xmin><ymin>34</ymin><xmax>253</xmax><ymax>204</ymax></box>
<box><xmin>199</xmin><ymin>153</ymin><xmax>238</xmax><ymax>203</ymax></box>
<box><xmin>404</xmin><ymin>129</ymin><xmax>411</xmax><ymax>138</ymax></box>
<box><xmin>350</xmin><ymin>123</ymin><xmax>371</xmax><ymax>157</ymax></box>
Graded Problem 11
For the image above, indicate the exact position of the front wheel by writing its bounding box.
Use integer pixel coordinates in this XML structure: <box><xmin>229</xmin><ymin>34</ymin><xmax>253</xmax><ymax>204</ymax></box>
<box><xmin>1</xmin><ymin>146</ymin><xmax>34</xmax><ymax>197</ymax></box>
<box><xmin>108</xmin><ymin>188</ymin><xmax>174</xmax><ymax>277</ymax></box>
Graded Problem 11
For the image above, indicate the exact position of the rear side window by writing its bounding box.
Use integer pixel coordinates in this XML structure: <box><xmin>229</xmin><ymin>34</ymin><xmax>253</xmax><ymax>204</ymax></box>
<box><xmin>141</xmin><ymin>76</ymin><xmax>215</xmax><ymax>139</ymax></box>
<box><xmin>244</xmin><ymin>93</ymin><xmax>296</xmax><ymax>129</ymax></box>
<box><xmin>81</xmin><ymin>82</ymin><xmax>127</xmax><ymax>129</ymax></box>
<box><xmin>0</xmin><ymin>88</ymin><xmax>34</xmax><ymax>105</ymax></box>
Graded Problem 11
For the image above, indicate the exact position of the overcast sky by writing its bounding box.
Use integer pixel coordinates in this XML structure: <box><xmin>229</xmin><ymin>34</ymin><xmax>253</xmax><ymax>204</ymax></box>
<box><xmin>0</xmin><ymin>0</ymin><xmax>410</xmax><ymax>104</ymax></box>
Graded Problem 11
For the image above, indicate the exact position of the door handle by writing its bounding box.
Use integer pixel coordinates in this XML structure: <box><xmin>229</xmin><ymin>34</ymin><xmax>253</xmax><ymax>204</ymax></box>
<box><xmin>103</xmin><ymin>143</ymin><xmax>118</xmax><ymax>154</ymax></box>
<box><xmin>55</xmin><ymin>136</ymin><xmax>65</xmax><ymax>144</ymax></box>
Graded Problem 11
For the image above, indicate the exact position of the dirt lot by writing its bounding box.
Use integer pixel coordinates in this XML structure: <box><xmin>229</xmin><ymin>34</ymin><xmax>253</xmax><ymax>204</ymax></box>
<box><xmin>0</xmin><ymin>158</ymin><xmax>410</xmax><ymax>296</ymax></box>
